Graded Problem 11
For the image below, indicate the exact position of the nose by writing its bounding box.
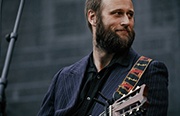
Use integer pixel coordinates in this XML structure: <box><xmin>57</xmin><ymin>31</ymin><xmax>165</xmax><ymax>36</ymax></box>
<box><xmin>120</xmin><ymin>15</ymin><xmax>130</xmax><ymax>27</ymax></box>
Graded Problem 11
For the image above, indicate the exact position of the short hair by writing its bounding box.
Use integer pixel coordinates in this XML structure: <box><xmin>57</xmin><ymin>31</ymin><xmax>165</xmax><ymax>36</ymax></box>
<box><xmin>85</xmin><ymin>0</ymin><xmax>103</xmax><ymax>32</ymax></box>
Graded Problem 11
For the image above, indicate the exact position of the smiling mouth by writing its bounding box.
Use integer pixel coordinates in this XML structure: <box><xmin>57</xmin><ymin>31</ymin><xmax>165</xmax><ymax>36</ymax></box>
<box><xmin>116</xmin><ymin>29</ymin><xmax>129</xmax><ymax>34</ymax></box>
<box><xmin>116</xmin><ymin>29</ymin><xmax>129</xmax><ymax>32</ymax></box>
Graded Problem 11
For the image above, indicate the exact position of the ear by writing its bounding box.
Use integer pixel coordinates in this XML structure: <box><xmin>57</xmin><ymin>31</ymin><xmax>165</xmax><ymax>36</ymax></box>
<box><xmin>87</xmin><ymin>9</ymin><xmax>97</xmax><ymax>26</ymax></box>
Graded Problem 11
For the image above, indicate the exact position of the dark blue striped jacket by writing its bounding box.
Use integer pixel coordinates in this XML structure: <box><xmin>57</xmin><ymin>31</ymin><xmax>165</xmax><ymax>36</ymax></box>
<box><xmin>37</xmin><ymin>49</ymin><xmax>168</xmax><ymax>116</ymax></box>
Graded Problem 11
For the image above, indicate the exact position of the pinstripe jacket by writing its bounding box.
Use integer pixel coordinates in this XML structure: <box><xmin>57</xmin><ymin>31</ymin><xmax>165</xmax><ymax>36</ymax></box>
<box><xmin>37</xmin><ymin>48</ymin><xmax>168</xmax><ymax>116</ymax></box>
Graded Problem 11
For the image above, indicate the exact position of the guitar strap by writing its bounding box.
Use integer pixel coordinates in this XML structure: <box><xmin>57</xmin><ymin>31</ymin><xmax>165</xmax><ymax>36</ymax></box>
<box><xmin>113</xmin><ymin>56</ymin><xmax>152</xmax><ymax>100</ymax></box>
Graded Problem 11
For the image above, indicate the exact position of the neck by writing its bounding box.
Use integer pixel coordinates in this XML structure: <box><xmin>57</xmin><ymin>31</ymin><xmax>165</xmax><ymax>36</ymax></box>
<box><xmin>93</xmin><ymin>46</ymin><xmax>114</xmax><ymax>72</ymax></box>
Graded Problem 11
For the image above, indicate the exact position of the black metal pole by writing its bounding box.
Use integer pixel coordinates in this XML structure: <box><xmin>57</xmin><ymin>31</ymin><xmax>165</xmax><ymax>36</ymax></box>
<box><xmin>0</xmin><ymin>0</ymin><xmax>25</xmax><ymax>115</ymax></box>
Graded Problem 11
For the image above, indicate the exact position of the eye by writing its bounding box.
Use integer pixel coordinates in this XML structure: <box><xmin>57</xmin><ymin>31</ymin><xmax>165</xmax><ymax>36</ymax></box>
<box><xmin>116</xmin><ymin>11</ymin><xmax>123</xmax><ymax>15</ymax></box>
<box><xmin>112</xmin><ymin>11</ymin><xmax>124</xmax><ymax>17</ymax></box>
<box><xmin>127</xmin><ymin>12</ymin><xmax>134</xmax><ymax>18</ymax></box>
<box><xmin>110</xmin><ymin>10</ymin><xmax>124</xmax><ymax>16</ymax></box>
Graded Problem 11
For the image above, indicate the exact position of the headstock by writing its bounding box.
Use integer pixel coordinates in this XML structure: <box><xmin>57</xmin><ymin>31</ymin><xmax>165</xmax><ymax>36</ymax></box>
<box><xmin>110</xmin><ymin>84</ymin><xmax>148</xmax><ymax>116</ymax></box>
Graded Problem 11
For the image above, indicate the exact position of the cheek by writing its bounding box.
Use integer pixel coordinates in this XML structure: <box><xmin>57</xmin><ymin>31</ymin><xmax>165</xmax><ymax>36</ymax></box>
<box><xmin>102</xmin><ymin>16</ymin><xmax>118</xmax><ymax>26</ymax></box>
<box><xmin>126</xmin><ymin>20</ymin><xmax>134</xmax><ymax>31</ymax></box>
<box><xmin>103</xmin><ymin>19</ymin><xmax>113</xmax><ymax>26</ymax></box>
<box><xmin>130</xmin><ymin>19</ymin><xmax>135</xmax><ymax>28</ymax></box>
<box><xmin>106</xmin><ymin>20</ymin><xmax>120</xmax><ymax>31</ymax></box>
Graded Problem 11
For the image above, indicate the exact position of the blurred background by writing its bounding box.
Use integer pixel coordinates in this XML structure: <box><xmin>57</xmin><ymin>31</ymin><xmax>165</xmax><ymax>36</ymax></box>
<box><xmin>0</xmin><ymin>0</ymin><xmax>179</xmax><ymax>115</ymax></box>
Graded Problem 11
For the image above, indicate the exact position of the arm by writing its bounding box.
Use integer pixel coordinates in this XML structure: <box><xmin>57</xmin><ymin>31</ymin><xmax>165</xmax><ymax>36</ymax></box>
<box><xmin>37</xmin><ymin>71</ymin><xmax>61</xmax><ymax>116</ymax></box>
<box><xmin>139</xmin><ymin>60</ymin><xmax>168</xmax><ymax>116</ymax></box>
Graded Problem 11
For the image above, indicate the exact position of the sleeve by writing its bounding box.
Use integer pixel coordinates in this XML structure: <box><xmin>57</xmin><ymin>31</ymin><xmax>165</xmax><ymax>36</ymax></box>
<box><xmin>37</xmin><ymin>70</ymin><xmax>62</xmax><ymax>116</ymax></box>
<box><xmin>139</xmin><ymin>60</ymin><xmax>169</xmax><ymax>116</ymax></box>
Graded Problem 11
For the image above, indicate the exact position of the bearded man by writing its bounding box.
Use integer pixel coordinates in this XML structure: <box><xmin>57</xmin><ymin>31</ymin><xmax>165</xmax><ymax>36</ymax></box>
<box><xmin>37</xmin><ymin>0</ymin><xmax>168</xmax><ymax>115</ymax></box>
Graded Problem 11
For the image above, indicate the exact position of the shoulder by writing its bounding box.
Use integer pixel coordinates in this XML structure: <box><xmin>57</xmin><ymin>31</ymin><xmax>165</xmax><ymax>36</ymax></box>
<box><xmin>128</xmin><ymin>49</ymin><xmax>168</xmax><ymax>80</ymax></box>
<box><xmin>59</xmin><ymin>54</ymin><xmax>90</xmax><ymax>73</ymax></box>
<box><xmin>52</xmin><ymin>54</ymin><xmax>90</xmax><ymax>80</ymax></box>
<box><xmin>139</xmin><ymin>57</ymin><xmax>168</xmax><ymax>86</ymax></box>
<box><xmin>148</xmin><ymin>59</ymin><xmax>168</xmax><ymax>76</ymax></box>
<box><xmin>63</xmin><ymin>54</ymin><xmax>90</xmax><ymax>73</ymax></box>
<box><xmin>139</xmin><ymin>56</ymin><xmax>168</xmax><ymax>75</ymax></box>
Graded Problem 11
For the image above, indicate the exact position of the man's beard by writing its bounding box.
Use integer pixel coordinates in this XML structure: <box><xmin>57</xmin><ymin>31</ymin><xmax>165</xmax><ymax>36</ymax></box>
<box><xmin>95</xmin><ymin>19</ymin><xmax>135</xmax><ymax>54</ymax></box>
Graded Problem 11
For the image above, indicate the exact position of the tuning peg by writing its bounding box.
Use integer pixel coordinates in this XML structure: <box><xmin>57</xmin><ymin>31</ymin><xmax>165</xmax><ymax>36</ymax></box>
<box><xmin>140</xmin><ymin>107</ymin><xmax>147</xmax><ymax>115</ymax></box>
<box><xmin>136</xmin><ymin>107</ymin><xmax>139</xmax><ymax>112</ymax></box>
<box><xmin>132</xmin><ymin>109</ymin><xmax>138</xmax><ymax>115</ymax></box>
<box><xmin>125</xmin><ymin>112</ymin><xmax>130</xmax><ymax>116</ymax></box>
<box><xmin>136</xmin><ymin>109</ymin><xmax>142</xmax><ymax>115</ymax></box>
<box><xmin>129</xmin><ymin>111</ymin><xmax>133</xmax><ymax>115</ymax></box>
<box><xmin>122</xmin><ymin>94</ymin><xmax>126</xmax><ymax>97</ymax></box>
<box><xmin>129</xmin><ymin>89</ymin><xmax>133</xmax><ymax>93</ymax></box>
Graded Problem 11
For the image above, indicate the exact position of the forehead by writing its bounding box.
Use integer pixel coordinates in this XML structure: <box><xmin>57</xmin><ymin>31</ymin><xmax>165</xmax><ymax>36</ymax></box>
<box><xmin>101</xmin><ymin>0</ymin><xmax>134</xmax><ymax>12</ymax></box>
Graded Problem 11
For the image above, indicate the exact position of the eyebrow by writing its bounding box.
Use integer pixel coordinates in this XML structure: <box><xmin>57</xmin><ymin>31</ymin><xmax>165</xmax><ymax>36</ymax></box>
<box><xmin>110</xmin><ymin>9</ymin><xmax>134</xmax><ymax>14</ymax></box>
